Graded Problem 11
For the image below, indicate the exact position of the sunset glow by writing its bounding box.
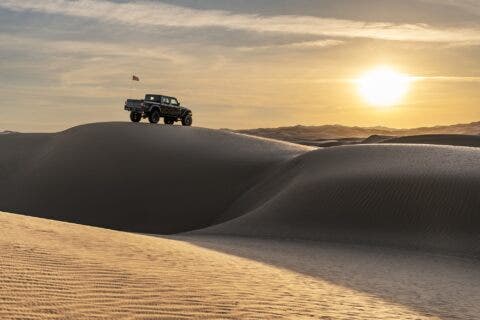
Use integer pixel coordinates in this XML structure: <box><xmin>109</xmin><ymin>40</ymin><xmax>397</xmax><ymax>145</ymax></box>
<box><xmin>357</xmin><ymin>67</ymin><xmax>412</xmax><ymax>108</ymax></box>
<box><xmin>1</xmin><ymin>1</ymin><xmax>480</xmax><ymax>130</ymax></box>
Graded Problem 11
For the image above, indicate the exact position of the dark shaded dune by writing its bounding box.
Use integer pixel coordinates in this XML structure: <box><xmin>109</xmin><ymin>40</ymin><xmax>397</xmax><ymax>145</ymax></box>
<box><xmin>0</xmin><ymin>122</ymin><xmax>308</xmax><ymax>233</ymax></box>
<box><xmin>196</xmin><ymin>145</ymin><xmax>480</xmax><ymax>257</ymax></box>
<box><xmin>362</xmin><ymin>134</ymin><xmax>397</xmax><ymax>144</ymax></box>
<box><xmin>380</xmin><ymin>134</ymin><xmax>480</xmax><ymax>148</ymax></box>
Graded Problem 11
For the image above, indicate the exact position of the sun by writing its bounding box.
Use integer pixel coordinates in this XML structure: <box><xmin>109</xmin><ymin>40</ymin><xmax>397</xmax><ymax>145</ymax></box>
<box><xmin>357</xmin><ymin>66</ymin><xmax>412</xmax><ymax>107</ymax></box>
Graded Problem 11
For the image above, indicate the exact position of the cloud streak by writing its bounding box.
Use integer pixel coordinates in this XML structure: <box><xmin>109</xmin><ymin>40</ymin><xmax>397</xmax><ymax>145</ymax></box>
<box><xmin>236</xmin><ymin>40</ymin><xmax>344</xmax><ymax>52</ymax></box>
<box><xmin>0</xmin><ymin>33</ymin><xmax>190</xmax><ymax>64</ymax></box>
<box><xmin>419</xmin><ymin>0</ymin><xmax>480</xmax><ymax>16</ymax></box>
<box><xmin>1</xmin><ymin>0</ymin><xmax>480</xmax><ymax>43</ymax></box>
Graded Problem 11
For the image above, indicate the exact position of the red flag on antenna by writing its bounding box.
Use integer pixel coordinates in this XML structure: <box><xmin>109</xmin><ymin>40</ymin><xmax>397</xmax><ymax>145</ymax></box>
<box><xmin>132</xmin><ymin>75</ymin><xmax>140</xmax><ymax>81</ymax></box>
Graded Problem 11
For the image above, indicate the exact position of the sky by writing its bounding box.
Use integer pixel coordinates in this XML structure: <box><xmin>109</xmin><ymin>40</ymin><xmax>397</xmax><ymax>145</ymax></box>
<box><xmin>0</xmin><ymin>0</ymin><xmax>479</xmax><ymax>131</ymax></box>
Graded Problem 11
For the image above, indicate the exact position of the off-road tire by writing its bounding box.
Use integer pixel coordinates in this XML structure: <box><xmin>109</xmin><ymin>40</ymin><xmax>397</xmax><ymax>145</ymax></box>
<box><xmin>130</xmin><ymin>112</ymin><xmax>142</xmax><ymax>123</ymax></box>
<box><xmin>164</xmin><ymin>118</ymin><xmax>175</xmax><ymax>125</ymax></box>
<box><xmin>148</xmin><ymin>111</ymin><xmax>160</xmax><ymax>124</ymax></box>
<box><xmin>182</xmin><ymin>115</ymin><xmax>193</xmax><ymax>126</ymax></box>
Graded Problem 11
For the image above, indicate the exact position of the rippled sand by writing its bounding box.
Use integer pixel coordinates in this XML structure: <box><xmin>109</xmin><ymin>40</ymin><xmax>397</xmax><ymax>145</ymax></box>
<box><xmin>1</xmin><ymin>212</ymin><xmax>479</xmax><ymax>319</ymax></box>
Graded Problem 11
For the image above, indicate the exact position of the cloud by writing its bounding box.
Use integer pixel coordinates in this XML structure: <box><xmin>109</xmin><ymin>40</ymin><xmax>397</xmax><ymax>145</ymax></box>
<box><xmin>1</xmin><ymin>0</ymin><xmax>480</xmax><ymax>43</ymax></box>
<box><xmin>419</xmin><ymin>0</ymin><xmax>480</xmax><ymax>16</ymax></box>
<box><xmin>0</xmin><ymin>33</ymin><xmax>195</xmax><ymax>96</ymax></box>
<box><xmin>236</xmin><ymin>39</ymin><xmax>344</xmax><ymax>51</ymax></box>
<box><xmin>0</xmin><ymin>33</ymin><xmax>190</xmax><ymax>64</ymax></box>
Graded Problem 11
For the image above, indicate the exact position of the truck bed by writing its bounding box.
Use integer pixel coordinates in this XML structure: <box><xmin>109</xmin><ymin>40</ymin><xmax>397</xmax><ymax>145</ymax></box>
<box><xmin>125</xmin><ymin>99</ymin><xmax>144</xmax><ymax>112</ymax></box>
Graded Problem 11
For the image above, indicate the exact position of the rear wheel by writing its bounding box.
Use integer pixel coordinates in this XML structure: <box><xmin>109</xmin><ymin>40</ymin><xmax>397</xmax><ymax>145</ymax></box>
<box><xmin>130</xmin><ymin>112</ymin><xmax>141</xmax><ymax>123</ymax></box>
<box><xmin>148</xmin><ymin>111</ymin><xmax>160</xmax><ymax>124</ymax></box>
<box><xmin>164</xmin><ymin>117</ymin><xmax>175</xmax><ymax>125</ymax></box>
<box><xmin>182</xmin><ymin>115</ymin><xmax>193</xmax><ymax>126</ymax></box>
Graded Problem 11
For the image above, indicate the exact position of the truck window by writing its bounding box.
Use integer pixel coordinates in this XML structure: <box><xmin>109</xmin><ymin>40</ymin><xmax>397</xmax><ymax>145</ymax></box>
<box><xmin>161</xmin><ymin>97</ymin><xmax>170</xmax><ymax>104</ymax></box>
<box><xmin>170</xmin><ymin>98</ymin><xmax>179</xmax><ymax>106</ymax></box>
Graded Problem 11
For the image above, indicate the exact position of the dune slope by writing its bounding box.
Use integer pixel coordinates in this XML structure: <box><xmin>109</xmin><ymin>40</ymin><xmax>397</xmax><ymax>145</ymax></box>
<box><xmin>380</xmin><ymin>134</ymin><xmax>480</xmax><ymax>148</ymax></box>
<box><xmin>0</xmin><ymin>122</ymin><xmax>308</xmax><ymax>233</ymax></box>
<box><xmin>198</xmin><ymin>144</ymin><xmax>480</xmax><ymax>257</ymax></box>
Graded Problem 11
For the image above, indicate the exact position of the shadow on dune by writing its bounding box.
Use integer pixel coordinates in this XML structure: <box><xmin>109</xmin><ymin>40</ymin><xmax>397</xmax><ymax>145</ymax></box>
<box><xmin>1</xmin><ymin>122</ymin><xmax>479</xmax><ymax>257</ymax></box>
<box><xmin>0</xmin><ymin>122</ymin><xmax>308</xmax><ymax>234</ymax></box>
<box><xmin>378</xmin><ymin>134</ymin><xmax>480</xmax><ymax>148</ymax></box>
<box><xmin>194</xmin><ymin>144</ymin><xmax>480</xmax><ymax>258</ymax></box>
<box><xmin>177</xmin><ymin>234</ymin><xmax>480</xmax><ymax>320</ymax></box>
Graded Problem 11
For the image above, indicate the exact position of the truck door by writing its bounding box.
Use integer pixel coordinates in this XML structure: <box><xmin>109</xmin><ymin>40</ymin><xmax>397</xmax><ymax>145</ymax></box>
<box><xmin>170</xmin><ymin>98</ymin><xmax>182</xmax><ymax>117</ymax></box>
<box><xmin>161</xmin><ymin>96</ymin><xmax>171</xmax><ymax>115</ymax></box>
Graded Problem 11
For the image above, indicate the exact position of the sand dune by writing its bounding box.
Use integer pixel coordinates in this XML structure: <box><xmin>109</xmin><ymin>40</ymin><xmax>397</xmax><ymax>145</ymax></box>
<box><xmin>1</xmin><ymin>122</ymin><xmax>479</xmax><ymax>257</ymax></box>
<box><xmin>198</xmin><ymin>144</ymin><xmax>480</xmax><ymax>257</ymax></box>
<box><xmin>238</xmin><ymin>126</ymin><xmax>480</xmax><ymax>148</ymax></box>
<box><xmin>0</xmin><ymin>122</ymin><xmax>309</xmax><ymax>233</ymax></box>
<box><xmin>361</xmin><ymin>134</ymin><xmax>398</xmax><ymax>144</ymax></box>
<box><xmin>237</xmin><ymin>121</ymin><xmax>480</xmax><ymax>143</ymax></box>
<box><xmin>380</xmin><ymin>134</ymin><xmax>480</xmax><ymax>148</ymax></box>
<box><xmin>1</xmin><ymin>211</ymin><xmax>479</xmax><ymax>319</ymax></box>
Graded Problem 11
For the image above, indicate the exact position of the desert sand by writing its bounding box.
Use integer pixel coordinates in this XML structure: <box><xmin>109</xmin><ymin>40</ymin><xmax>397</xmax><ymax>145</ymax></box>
<box><xmin>380</xmin><ymin>134</ymin><xmax>480</xmax><ymax>147</ymax></box>
<box><xmin>0</xmin><ymin>122</ymin><xmax>479</xmax><ymax>319</ymax></box>
<box><xmin>0</xmin><ymin>123</ymin><xmax>310</xmax><ymax>233</ymax></box>
<box><xmin>198</xmin><ymin>143</ymin><xmax>480</xmax><ymax>257</ymax></box>
<box><xmin>1</xmin><ymin>212</ymin><xmax>479</xmax><ymax>319</ymax></box>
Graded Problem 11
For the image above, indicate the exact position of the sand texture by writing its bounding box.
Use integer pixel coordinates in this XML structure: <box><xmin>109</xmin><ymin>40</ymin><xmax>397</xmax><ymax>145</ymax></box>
<box><xmin>199</xmin><ymin>144</ymin><xmax>480</xmax><ymax>257</ymax></box>
<box><xmin>1</xmin><ymin>212</ymin><xmax>479</xmax><ymax>320</ymax></box>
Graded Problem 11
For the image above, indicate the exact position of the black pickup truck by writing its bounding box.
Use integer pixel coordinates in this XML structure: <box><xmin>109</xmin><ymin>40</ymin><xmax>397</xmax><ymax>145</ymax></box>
<box><xmin>124</xmin><ymin>94</ymin><xmax>193</xmax><ymax>126</ymax></box>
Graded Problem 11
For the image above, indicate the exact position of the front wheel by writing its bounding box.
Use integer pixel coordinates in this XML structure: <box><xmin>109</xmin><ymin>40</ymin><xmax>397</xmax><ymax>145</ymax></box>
<box><xmin>130</xmin><ymin>112</ymin><xmax>141</xmax><ymax>123</ymax></box>
<box><xmin>148</xmin><ymin>111</ymin><xmax>160</xmax><ymax>124</ymax></box>
<box><xmin>182</xmin><ymin>115</ymin><xmax>193</xmax><ymax>126</ymax></box>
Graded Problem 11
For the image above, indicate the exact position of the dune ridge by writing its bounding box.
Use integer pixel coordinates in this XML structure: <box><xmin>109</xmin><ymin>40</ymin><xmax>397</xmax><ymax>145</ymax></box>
<box><xmin>0</xmin><ymin>122</ymin><xmax>479</xmax><ymax>257</ymax></box>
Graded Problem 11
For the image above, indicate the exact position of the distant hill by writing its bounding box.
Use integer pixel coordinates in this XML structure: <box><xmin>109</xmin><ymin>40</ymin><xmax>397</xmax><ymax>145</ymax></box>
<box><xmin>235</xmin><ymin>121</ymin><xmax>480</xmax><ymax>147</ymax></box>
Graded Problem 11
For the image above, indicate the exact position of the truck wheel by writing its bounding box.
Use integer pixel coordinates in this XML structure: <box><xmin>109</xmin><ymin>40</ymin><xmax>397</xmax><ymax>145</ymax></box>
<box><xmin>130</xmin><ymin>112</ymin><xmax>142</xmax><ymax>123</ymax></box>
<box><xmin>164</xmin><ymin>118</ymin><xmax>175</xmax><ymax>125</ymax></box>
<box><xmin>182</xmin><ymin>115</ymin><xmax>193</xmax><ymax>126</ymax></box>
<box><xmin>148</xmin><ymin>111</ymin><xmax>160</xmax><ymax>124</ymax></box>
